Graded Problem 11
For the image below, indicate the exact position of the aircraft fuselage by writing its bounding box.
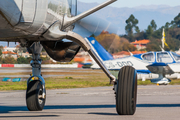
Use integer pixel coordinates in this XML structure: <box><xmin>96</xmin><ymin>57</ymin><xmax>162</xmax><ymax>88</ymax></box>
<box><xmin>0</xmin><ymin>0</ymin><xmax>75</xmax><ymax>41</ymax></box>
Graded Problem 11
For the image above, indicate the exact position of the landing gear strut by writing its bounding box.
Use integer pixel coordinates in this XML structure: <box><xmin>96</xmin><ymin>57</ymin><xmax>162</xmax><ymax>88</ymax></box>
<box><xmin>26</xmin><ymin>42</ymin><xmax>46</xmax><ymax>111</ymax></box>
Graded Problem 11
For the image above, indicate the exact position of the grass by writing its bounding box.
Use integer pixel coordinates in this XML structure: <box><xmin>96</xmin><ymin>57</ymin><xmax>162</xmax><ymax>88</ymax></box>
<box><xmin>1</xmin><ymin>69</ymin><xmax>180</xmax><ymax>91</ymax></box>
<box><xmin>138</xmin><ymin>79</ymin><xmax>180</xmax><ymax>85</ymax></box>
<box><xmin>138</xmin><ymin>80</ymin><xmax>156</xmax><ymax>85</ymax></box>
<box><xmin>0</xmin><ymin>69</ymin><xmax>111</xmax><ymax>91</ymax></box>
<box><xmin>45</xmin><ymin>75</ymin><xmax>111</xmax><ymax>89</ymax></box>
<box><xmin>0</xmin><ymin>81</ymin><xmax>27</xmax><ymax>91</ymax></box>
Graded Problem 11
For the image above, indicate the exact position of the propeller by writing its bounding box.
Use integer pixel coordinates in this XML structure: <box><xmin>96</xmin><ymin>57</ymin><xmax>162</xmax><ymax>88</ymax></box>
<box><xmin>72</xmin><ymin>0</ymin><xmax>119</xmax><ymax>53</ymax></box>
<box><xmin>74</xmin><ymin>14</ymin><xmax>118</xmax><ymax>37</ymax></box>
<box><xmin>43</xmin><ymin>0</ymin><xmax>119</xmax><ymax>57</ymax></box>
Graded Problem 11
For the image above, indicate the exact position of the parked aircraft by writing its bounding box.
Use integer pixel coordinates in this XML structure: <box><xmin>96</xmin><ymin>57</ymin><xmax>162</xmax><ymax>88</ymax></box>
<box><xmin>88</xmin><ymin>37</ymin><xmax>180</xmax><ymax>85</ymax></box>
<box><xmin>0</xmin><ymin>0</ymin><xmax>137</xmax><ymax>115</ymax></box>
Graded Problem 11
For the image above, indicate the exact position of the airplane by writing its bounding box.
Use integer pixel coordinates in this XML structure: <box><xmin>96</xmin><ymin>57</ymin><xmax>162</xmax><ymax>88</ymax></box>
<box><xmin>0</xmin><ymin>0</ymin><xmax>137</xmax><ymax>115</ymax></box>
<box><xmin>88</xmin><ymin>37</ymin><xmax>180</xmax><ymax>85</ymax></box>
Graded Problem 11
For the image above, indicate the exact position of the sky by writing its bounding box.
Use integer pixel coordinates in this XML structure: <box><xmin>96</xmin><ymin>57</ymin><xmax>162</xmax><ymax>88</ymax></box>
<box><xmin>79</xmin><ymin>0</ymin><xmax>180</xmax><ymax>8</ymax></box>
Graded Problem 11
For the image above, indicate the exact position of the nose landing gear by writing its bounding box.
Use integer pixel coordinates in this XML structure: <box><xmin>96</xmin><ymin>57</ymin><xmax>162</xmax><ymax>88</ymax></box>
<box><xmin>26</xmin><ymin>42</ymin><xmax>46</xmax><ymax>111</ymax></box>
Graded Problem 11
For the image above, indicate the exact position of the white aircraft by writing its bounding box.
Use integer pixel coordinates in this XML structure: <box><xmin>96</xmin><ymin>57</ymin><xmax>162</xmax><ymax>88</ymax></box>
<box><xmin>0</xmin><ymin>0</ymin><xmax>137</xmax><ymax>115</ymax></box>
<box><xmin>88</xmin><ymin>37</ymin><xmax>180</xmax><ymax>85</ymax></box>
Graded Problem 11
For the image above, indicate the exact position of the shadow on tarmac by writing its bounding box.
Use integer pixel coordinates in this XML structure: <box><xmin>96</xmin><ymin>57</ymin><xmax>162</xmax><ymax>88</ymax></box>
<box><xmin>0</xmin><ymin>115</ymin><xmax>59</xmax><ymax>118</ymax></box>
<box><xmin>1</xmin><ymin>104</ymin><xmax>180</xmax><ymax>114</ymax></box>
<box><xmin>0</xmin><ymin>105</ymin><xmax>116</xmax><ymax>113</ymax></box>
<box><xmin>137</xmin><ymin>104</ymin><xmax>180</xmax><ymax>107</ymax></box>
<box><xmin>88</xmin><ymin>112</ymin><xmax>118</xmax><ymax>115</ymax></box>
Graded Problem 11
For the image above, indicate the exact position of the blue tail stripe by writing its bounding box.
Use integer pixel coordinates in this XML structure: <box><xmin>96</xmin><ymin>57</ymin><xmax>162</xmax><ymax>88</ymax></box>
<box><xmin>86</xmin><ymin>37</ymin><xmax>114</xmax><ymax>61</ymax></box>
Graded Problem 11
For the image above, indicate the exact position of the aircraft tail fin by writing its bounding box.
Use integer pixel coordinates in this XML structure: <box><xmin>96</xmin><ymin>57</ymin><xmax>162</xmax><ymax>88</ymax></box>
<box><xmin>86</xmin><ymin>37</ymin><xmax>114</xmax><ymax>61</ymax></box>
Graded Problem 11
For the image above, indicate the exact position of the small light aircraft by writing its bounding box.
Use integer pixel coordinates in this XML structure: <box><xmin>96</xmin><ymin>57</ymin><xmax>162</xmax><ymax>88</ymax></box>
<box><xmin>0</xmin><ymin>0</ymin><xmax>137</xmax><ymax>115</ymax></box>
<box><xmin>89</xmin><ymin>37</ymin><xmax>180</xmax><ymax>85</ymax></box>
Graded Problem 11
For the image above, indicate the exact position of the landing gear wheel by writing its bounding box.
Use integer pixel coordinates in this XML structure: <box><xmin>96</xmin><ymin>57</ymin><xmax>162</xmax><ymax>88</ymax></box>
<box><xmin>116</xmin><ymin>66</ymin><xmax>137</xmax><ymax>115</ymax></box>
<box><xmin>26</xmin><ymin>80</ymin><xmax>46</xmax><ymax>111</ymax></box>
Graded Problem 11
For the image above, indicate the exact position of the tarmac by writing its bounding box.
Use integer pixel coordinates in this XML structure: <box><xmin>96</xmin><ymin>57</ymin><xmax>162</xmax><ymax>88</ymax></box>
<box><xmin>1</xmin><ymin>85</ymin><xmax>180</xmax><ymax>120</ymax></box>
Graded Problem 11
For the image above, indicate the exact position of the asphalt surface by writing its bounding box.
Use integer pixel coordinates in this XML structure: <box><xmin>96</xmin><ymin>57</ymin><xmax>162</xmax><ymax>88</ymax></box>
<box><xmin>1</xmin><ymin>85</ymin><xmax>180</xmax><ymax>120</ymax></box>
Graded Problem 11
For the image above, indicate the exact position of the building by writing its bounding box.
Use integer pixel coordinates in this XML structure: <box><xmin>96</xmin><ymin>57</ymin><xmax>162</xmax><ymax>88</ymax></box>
<box><xmin>2</xmin><ymin>51</ymin><xmax>17</xmax><ymax>59</ymax></box>
<box><xmin>74</xmin><ymin>51</ymin><xmax>92</xmax><ymax>63</ymax></box>
<box><xmin>3</xmin><ymin>46</ymin><xmax>16</xmax><ymax>52</ymax></box>
<box><xmin>20</xmin><ymin>52</ymin><xmax>31</xmax><ymax>58</ymax></box>
<box><xmin>131</xmin><ymin>39</ymin><xmax>150</xmax><ymax>50</ymax></box>
<box><xmin>112</xmin><ymin>51</ymin><xmax>130</xmax><ymax>59</ymax></box>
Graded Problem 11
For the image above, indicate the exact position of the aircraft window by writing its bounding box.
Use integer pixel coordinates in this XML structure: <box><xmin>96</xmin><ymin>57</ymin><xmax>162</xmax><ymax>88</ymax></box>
<box><xmin>157</xmin><ymin>52</ymin><xmax>173</xmax><ymax>63</ymax></box>
<box><xmin>142</xmin><ymin>53</ymin><xmax>154</xmax><ymax>62</ymax></box>
<box><xmin>171</xmin><ymin>52</ymin><xmax>180</xmax><ymax>62</ymax></box>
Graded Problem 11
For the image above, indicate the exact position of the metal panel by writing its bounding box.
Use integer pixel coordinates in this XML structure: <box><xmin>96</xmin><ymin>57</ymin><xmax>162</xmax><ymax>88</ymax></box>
<box><xmin>0</xmin><ymin>0</ymin><xmax>22</xmax><ymax>26</ymax></box>
<box><xmin>15</xmin><ymin>0</ymin><xmax>48</xmax><ymax>35</ymax></box>
<box><xmin>15</xmin><ymin>0</ymin><xmax>37</xmax><ymax>30</ymax></box>
<box><xmin>30</xmin><ymin>0</ymin><xmax>48</xmax><ymax>35</ymax></box>
<box><xmin>20</xmin><ymin>0</ymin><xmax>36</xmax><ymax>23</ymax></box>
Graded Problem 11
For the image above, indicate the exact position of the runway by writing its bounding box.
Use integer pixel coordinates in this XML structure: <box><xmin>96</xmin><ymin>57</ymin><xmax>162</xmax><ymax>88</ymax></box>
<box><xmin>1</xmin><ymin>85</ymin><xmax>180</xmax><ymax>120</ymax></box>
<box><xmin>0</xmin><ymin>68</ymin><xmax>101</xmax><ymax>79</ymax></box>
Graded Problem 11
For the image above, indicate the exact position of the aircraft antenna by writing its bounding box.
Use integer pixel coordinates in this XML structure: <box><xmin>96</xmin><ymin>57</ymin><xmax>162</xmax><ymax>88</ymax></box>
<box><xmin>159</xmin><ymin>45</ymin><xmax>165</xmax><ymax>52</ymax></box>
<box><xmin>128</xmin><ymin>50</ymin><xmax>133</xmax><ymax>56</ymax></box>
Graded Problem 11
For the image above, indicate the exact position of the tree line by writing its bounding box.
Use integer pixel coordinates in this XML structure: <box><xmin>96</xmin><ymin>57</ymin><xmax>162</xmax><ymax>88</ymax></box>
<box><xmin>0</xmin><ymin>47</ymin><xmax>55</xmax><ymax>64</ymax></box>
<box><xmin>122</xmin><ymin>13</ymin><xmax>180</xmax><ymax>51</ymax></box>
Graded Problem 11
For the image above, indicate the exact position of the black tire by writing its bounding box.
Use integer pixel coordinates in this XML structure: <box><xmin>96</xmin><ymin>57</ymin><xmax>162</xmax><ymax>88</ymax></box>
<box><xmin>116</xmin><ymin>66</ymin><xmax>137</xmax><ymax>115</ymax></box>
<box><xmin>26</xmin><ymin>80</ymin><xmax>46</xmax><ymax>111</ymax></box>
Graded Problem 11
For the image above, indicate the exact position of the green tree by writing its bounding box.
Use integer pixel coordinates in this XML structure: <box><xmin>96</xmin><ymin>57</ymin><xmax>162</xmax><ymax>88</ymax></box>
<box><xmin>152</xmin><ymin>28</ymin><xmax>162</xmax><ymax>39</ymax></box>
<box><xmin>119</xmin><ymin>37</ymin><xmax>137</xmax><ymax>51</ymax></box>
<box><xmin>0</xmin><ymin>49</ymin><xmax>2</xmax><ymax>56</ymax></box>
<box><xmin>125</xmin><ymin>14</ymin><xmax>139</xmax><ymax>42</ymax></box>
<box><xmin>17</xmin><ymin>56</ymin><xmax>29</xmax><ymax>64</ymax></box>
<box><xmin>134</xmin><ymin>31</ymin><xmax>146</xmax><ymax>40</ymax></box>
<box><xmin>0</xmin><ymin>45</ymin><xmax>3</xmax><ymax>50</ymax></box>
<box><xmin>165</xmin><ymin>22</ymin><xmax>170</xmax><ymax>30</ymax></box>
<box><xmin>0</xmin><ymin>45</ymin><xmax>3</xmax><ymax>57</ymax></box>
<box><xmin>165</xmin><ymin>37</ymin><xmax>180</xmax><ymax>51</ymax></box>
<box><xmin>173</xmin><ymin>13</ymin><xmax>180</xmax><ymax>28</ymax></box>
<box><xmin>26</xmin><ymin>57</ymin><xmax>32</xmax><ymax>63</ymax></box>
<box><xmin>135</xmin><ymin>26</ymin><xmax>140</xmax><ymax>33</ymax></box>
<box><xmin>0</xmin><ymin>57</ymin><xmax>3</xmax><ymax>64</ymax></box>
<box><xmin>146</xmin><ymin>37</ymin><xmax>161</xmax><ymax>51</ymax></box>
<box><xmin>146</xmin><ymin>25</ymin><xmax>153</xmax><ymax>39</ymax></box>
<box><xmin>150</xmin><ymin>20</ymin><xmax>157</xmax><ymax>31</ymax></box>
<box><xmin>3</xmin><ymin>55</ymin><xmax>16</xmax><ymax>64</ymax></box>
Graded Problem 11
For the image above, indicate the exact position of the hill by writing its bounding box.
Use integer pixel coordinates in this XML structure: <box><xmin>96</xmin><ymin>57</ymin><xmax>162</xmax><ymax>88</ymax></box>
<box><xmin>77</xmin><ymin>1</ymin><xmax>180</xmax><ymax>34</ymax></box>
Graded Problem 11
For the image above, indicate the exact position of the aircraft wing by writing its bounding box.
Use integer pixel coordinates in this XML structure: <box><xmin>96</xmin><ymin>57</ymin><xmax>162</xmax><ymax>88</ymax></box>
<box><xmin>146</xmin><ymin>63</ymin><xmax>174</xmax><ymax>75</ymax></box>
<box><xmin>136</xmin><ymin>70</ymin><xmax>151</xmax><ymax>74</ymax></box>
